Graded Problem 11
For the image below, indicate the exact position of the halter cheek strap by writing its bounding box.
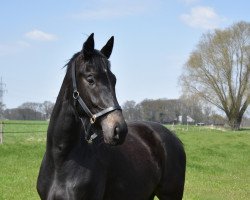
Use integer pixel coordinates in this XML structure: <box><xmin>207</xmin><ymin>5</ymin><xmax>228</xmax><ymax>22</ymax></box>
<box><xmin>71</xmin><ymin>61</ymin><xmax>121</xmax><ymax>141</ymax></box>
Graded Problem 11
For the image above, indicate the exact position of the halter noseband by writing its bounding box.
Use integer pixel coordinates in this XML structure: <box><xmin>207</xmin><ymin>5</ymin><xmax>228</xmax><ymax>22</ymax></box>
<box><xmin>71</xmin><ymin>60</ymin><xmax>121</xmax><ymax>142</ymax></box>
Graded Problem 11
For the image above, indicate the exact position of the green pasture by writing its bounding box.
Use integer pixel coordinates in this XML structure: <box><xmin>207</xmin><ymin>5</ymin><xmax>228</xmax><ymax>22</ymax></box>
<box><xmin>0</xmin><ymin>121</ymin><xmax>249</xmax><ymax>200</ymax></box>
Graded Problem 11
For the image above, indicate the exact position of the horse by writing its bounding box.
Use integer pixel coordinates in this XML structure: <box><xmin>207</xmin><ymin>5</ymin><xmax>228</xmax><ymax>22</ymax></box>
<box><xmin>37</xmin><ymin>33</ymin><xmax>186</xmax><ymax>200</ymax></box>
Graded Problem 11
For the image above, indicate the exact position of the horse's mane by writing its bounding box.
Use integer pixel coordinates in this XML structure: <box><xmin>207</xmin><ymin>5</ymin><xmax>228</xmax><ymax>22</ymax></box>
<box><xmin>65</xmin><ymin>52</ymin><xmax>82</xmax><ymax>71</ymax></box>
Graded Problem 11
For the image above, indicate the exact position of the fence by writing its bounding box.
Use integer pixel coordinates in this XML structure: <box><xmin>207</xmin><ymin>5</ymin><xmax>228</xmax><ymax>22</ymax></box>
<box><xmin>0</xmin><ymin>122</ymin><xmax>2</xmax><ymax>144</ymax></box>
<box><xmin>0</xmin><ymin>121</ymin><xmax>48</xmax><ymax>144</ymax></box>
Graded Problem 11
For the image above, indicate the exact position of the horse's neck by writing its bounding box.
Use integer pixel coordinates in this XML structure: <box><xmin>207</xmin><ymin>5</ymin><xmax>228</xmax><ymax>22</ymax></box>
<box><xmin>46</xmin><ymin>76</ymin><xmax>86</xmax><ymax>162</ymax></box>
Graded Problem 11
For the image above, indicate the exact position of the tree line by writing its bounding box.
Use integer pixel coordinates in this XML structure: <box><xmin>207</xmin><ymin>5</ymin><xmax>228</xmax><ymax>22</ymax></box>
<box><xmin>122</xmin><ymin>97</ymin><xmax>227</xmax><ymax>126</ymax></box>
<box><xmin>0</xmin><ymin>97</ymin><xmax>226</xmax><ymax>125</ymax></box>
<box><xmin>0</xmin><ymin>97</ymin><xmax>249</xmax><ymax>127</ymax></box>
<box><xmin>1</xmin><ymin>101</ymin><xmax>54</xmax><ymax>120</ymax></box>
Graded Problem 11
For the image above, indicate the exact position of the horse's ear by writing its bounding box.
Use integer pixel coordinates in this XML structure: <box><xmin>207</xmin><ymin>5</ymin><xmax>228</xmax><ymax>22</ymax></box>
<box><xmin>82</xmin><ymin>33</ymin><xmax>95</xmax><ymax>59</ymax></box>
<box><xmin>101</xmin><ymin>36</ymin><xmax>114</xmax><ymax>59</ymax></box>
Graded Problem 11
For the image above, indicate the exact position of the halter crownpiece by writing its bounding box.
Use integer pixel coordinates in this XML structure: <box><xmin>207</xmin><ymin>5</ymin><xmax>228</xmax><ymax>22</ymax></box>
<box><xmin>71</xmin><ymin>61</ymin><xmax>121</xmax><ymax>142</ymax></box>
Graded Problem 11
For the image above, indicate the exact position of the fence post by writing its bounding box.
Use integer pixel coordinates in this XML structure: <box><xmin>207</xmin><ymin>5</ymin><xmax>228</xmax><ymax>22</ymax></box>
<box><xmin>0</xmin><ymin>121</ymin><xmax>3</xmax><ymax>144</ymax></box>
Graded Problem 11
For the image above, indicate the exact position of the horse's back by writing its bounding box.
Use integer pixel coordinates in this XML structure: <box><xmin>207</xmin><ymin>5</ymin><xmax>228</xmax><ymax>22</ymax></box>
<box><xmin>123</xmin><ymin>121</ymin><xmax>186</xmax><ymax>200</ymax></box>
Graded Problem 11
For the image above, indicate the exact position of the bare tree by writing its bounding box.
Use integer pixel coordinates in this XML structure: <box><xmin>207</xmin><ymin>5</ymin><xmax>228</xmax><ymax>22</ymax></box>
<box><xmin>180</xmin><ymin>21</ymin><xmax>250</xmax><ymax>130</ymax></box>
<box><xmin>179</xmin><ymin>95</ymin><xmax>205</xmax><ymax>124</ymax></box>
<box><xmin>41</xmin><ymin>101</ymin><xmax>54</xmax><ymax>120</ymax></box>
<box><xmin>19</xmin><ymin>102</ymin><xmax>43</xmax><ymax>113</ymax></box>
<box><xmin>122</xmin><ymin>100</ymin><xmax>141</xmax><ymax>122</ymax></box>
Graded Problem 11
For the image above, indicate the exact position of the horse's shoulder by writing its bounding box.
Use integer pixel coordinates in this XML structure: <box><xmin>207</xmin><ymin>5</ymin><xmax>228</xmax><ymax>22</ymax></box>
<box><xmin>126</xmin><ymin>121</ymin><xmax>167</xmax><ymax>153</ymax></box>
<box><xmin>128</xmin><ymin>120</ymin><xmax>180</xmax><ymax>139</ymax></box>
<box><xmin>126</xmin><ymin>121</ymin><xmax>184</xmax><ymax>155</ymax></box>
<box><xmin>127</xmin><ymin>121</ymin><xmax>171</xmax><ymax>138</ymax></box>
<box><xmin>127</xmin><ymin>120</ymin><xmax>162</xmax><ymax>130</ymax></box>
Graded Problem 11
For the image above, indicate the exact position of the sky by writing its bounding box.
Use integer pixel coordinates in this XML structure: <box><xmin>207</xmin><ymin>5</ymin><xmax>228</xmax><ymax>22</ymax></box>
<box><xmin>1</xmin><ymin>0</ymin><xmax>250</xmax><ymax>109</ymax></box>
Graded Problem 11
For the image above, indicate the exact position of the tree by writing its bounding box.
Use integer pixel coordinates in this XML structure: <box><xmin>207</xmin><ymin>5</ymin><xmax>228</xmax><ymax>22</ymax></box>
<box><xmin>139</xmin><ymin>99</ymin><xmax>185</xmax><ymax>124</ymax></box>
<box><xmin>19</xmin><ymin>102</ymin><xmax>42</xmax><ymax>112</ymax></box>
<box><xmin>179</xmin><ymin>95</ymin><xmax>205</xmax><ymax>124</ymax></box>
<box><xmin>41</xmin><ymin>101</ymin><xmax>54</xmax><ymax>120</ymax></box>
<box><xmin>4</xmin><ymin>108</ymin><xmax>44</xmax><ymax>120</ymax></box>
<box><xmin>209</xmin><ymin>113</ymin><xmax>226</xmax><ymax>126</ymax></box>
<box><xmin>122</xmin><ymin>100</ymin><xmax>141</xmax><ymax>122</ymax></box>
<box><xmin>18</xmin><ymin>101</ymin><xmax>54</xmax><ymax>120</ymax></box>
<box><xmin>180</xmin><ymin>21</ymin><xmax>250</xmax><ymax>130</ymax></box>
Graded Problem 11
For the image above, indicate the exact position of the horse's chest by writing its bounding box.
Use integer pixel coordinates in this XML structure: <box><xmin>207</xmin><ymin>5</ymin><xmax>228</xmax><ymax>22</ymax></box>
<box><xmin>49</xmin><ymin>158</ymin><xmax>107</xmax><ymax>199</ymax></box>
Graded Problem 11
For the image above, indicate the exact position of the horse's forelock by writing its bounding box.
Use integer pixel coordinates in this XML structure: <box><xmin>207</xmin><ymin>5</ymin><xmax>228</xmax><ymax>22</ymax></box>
<box><xmin>65</xmin><ymin>50</ymin><xmax>110</xmax><ymax>74</ymax></box>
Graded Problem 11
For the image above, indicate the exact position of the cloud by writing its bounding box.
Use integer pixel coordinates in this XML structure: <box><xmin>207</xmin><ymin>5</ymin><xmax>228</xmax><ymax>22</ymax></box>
<box><xmin>0</xmin><ymin>30</ymin><xmax>57</xmax><ymax>56</ymax></box>
<box><xmin>72</xmin><ymin>0</ymin><xmax>158</xmax><ymax>20</ymax></box>
<box><xmin>25</xmin><ymin>29</ymin><xmax>57</xmax><ymax>41</ymax></box>
<box><xmin>180</xmin><ymin>6</ymin><xmax>226</xmax><ymax>30</ymax></box>
<box><xmin>0</xmin><ymin>41</ymin><xmax>30</xmax><ymax>57</ymax></box>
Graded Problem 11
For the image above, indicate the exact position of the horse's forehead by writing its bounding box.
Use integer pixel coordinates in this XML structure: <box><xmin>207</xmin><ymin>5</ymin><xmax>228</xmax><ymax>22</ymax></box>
<box><xmin>82</xmin><ymin>55</ymin><xmax>110</xmax><ymax>73</ymax></box>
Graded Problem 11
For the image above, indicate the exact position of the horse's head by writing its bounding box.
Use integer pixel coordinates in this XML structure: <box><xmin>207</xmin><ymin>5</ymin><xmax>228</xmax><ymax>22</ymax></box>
<box><xmin>69</xmin><ymin>33</ymin><xmax>127</xmax><ymax>145</ymax></box>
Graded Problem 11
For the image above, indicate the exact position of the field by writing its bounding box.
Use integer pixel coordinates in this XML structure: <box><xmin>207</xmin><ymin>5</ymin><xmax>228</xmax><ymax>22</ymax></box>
<box><xmin>0</xmin><ymin>121</ymin><xmax>249</xmax><ymax>200</ymax></box>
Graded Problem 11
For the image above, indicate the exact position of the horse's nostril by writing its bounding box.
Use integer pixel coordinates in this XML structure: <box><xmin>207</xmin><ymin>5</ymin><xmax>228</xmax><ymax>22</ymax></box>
<box><xmin>114</xmin><ymin>126</ymin><xmax>120</xmax><ymax>140</ymax></box>
<box><xmin>111</xmin><ymin>122</ymin><xmax>128</xmax><ymax>145</ymax></box>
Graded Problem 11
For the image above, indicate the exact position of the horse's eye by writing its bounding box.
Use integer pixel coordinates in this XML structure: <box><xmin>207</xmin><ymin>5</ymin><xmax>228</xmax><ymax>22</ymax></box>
<box><xmin>86</xmin><ymin>76</ymin><xmax>95</xmax><ymax>85</ymax></box>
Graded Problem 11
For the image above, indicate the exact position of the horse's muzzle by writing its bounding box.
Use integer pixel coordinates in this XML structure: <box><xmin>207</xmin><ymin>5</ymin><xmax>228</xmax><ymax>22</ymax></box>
<box><xmin>100</xmin><ymin>110</ymin><xmax>128</xmax><ymax>146</ymax></box>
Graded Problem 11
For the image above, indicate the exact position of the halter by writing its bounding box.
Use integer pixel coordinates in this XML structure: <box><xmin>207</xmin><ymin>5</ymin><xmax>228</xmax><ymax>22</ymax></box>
<box><xmin>71</xmin><ymin>60</ymin><xmax>121</xmax><ymax>142</ymax></box>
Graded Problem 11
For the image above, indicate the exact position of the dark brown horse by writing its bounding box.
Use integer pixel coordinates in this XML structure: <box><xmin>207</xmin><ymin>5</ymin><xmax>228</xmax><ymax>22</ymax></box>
<box><xmin>37</xmin><ymin>33</ymin><xmax>186</xmax><ymax>200</ymax></box>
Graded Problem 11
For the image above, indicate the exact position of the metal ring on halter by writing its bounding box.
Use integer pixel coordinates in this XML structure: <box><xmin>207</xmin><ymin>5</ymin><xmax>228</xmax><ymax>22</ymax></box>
<box><xmin>90</xmin><ymin>115</ymin><xmax>96</xmax><ymax>124</ymax></box>
<box><xmin>73</xmin><ymin>90</ymin><xmax>79</xmax><ymax>99</ymax></box>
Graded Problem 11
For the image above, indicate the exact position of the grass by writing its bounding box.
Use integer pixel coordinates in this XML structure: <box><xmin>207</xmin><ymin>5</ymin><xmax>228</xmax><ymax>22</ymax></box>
<box><xmin>0</xmin><ymin>121</ymin><xmax>47</xmax><ymax>200</ymax></box>
<box><xmin>0</xmin><ymin>121</ymin><xmax>249</xmax><ymax>199</ymax></box>
<box><xmin>162</xmin><ymin>125</ymin><xmax>250</xmax><ymax>200</ymax></box>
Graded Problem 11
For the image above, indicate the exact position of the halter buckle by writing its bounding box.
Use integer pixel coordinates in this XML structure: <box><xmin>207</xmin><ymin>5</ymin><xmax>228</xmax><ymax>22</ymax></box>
<box><xmin>73</xmin><ymin>90</ymin><xmax>79</xmax><ymax>99</ymax></box>
<box><xmin>90</xmin><ymin>115</ymin><xmax>96</xmax><ymax>124</ymax></box>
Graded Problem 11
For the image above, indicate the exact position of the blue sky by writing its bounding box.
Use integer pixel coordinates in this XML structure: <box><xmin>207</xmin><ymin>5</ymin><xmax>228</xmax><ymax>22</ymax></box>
<box><xmin>1</xmin><ymin>0</ymin><xmax>250</xmax><ymax>108</ymax></box>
